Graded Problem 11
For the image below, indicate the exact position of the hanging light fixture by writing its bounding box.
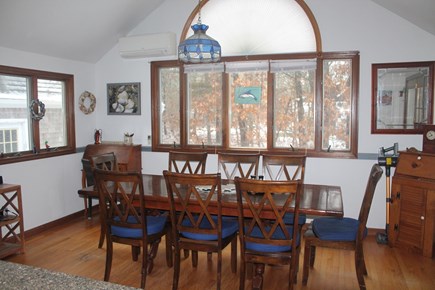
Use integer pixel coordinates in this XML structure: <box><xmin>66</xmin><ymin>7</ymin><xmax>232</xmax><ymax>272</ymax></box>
<box><xmin>178</xmin><ymin>0</ymin><xmax>221</xmax><ymax>63</ymax></box>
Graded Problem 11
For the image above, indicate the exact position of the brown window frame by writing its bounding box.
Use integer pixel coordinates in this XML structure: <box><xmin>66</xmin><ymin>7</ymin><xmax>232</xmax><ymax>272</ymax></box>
<box><xmin>0</xmin><ymin>65</ymin><xmax>76</xmax><ymax>165</ymax></box>
<box><xmin>151</xmin><ymin>51</ymin><xmax>359</xmax><ymax>158</ymax></box>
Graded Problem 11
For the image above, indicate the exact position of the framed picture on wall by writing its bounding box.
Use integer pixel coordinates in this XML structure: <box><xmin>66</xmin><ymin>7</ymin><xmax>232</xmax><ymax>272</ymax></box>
<box><xmin>107</xmin><ymin>82</ymin><xmax>141</xmax><ymax>115</ymax></box>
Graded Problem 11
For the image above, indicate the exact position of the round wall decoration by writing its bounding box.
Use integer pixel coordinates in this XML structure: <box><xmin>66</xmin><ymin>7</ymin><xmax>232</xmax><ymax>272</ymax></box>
<box><xmin>29</xmin><ymin>99</ymin><xmax>46</xmax><ymax>120</ymax></box>
<box><xmin>79</xmin><ymin>91</ymin><xmax>96</xmax><ymax>114</ymax></box>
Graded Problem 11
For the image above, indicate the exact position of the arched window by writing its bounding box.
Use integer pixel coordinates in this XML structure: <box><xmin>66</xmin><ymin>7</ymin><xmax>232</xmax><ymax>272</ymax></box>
<box><xmin>181</xmin><ymin>0</ymin><xmax>321</xmax><ymax>56</ymax></box>
<box><xmin>151</xmin><ymin>0</ymin><xmax>359</xmax><ymax>158</ymax></box>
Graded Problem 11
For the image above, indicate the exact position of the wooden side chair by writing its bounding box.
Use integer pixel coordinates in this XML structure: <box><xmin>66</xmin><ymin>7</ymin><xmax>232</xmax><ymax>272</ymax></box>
<box><xmin>218</xmin><ymin>152</ymin><xmax>260</xmax><ymax>182</ymax></box>
<box><xmin>167</xmin><ymin>151</ymin><xmax>208</xmax><ymax>260</ymax></box>
<box><xmin>302</xmin><ymin>164</ymin><xmax>383</xmax><ymax>289</ymax></box>
<box><xmin>168</xmin><ymin>151</ymin><xmax>207</xmax><ymax>174</ymax></box>
<box><xmin>262</xmin><ymin>153</ymin><xmax>307</xmax><ymax>226</ymax></box>
<box><xmin>234</xmin><ymin>177</ymin><xmax>303</xmax><ymax>290</ymax></box>
<box><xmin>163</xmin><ymin>171</ymin><xmax>238</xmax><ymax>290</ymax></box>
<box><xmin>89</xmin><ymin>152</ymin><xmax>119</xmax><ymax>248</ymax></box>
<box><xmin>93</xmin><ymin>169</ymin><xmax>168</xmax><ymax>289</ymax></box>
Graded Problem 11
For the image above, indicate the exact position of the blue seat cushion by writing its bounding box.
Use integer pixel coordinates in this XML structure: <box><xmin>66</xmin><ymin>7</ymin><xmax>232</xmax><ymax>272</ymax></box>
<box><xmin>111</xmin><ymin>215</ymin><xmax>167</xmax><ymax>238</ymax></box>
<box><xmin>283</xmin><ymin>212</ymin><xmax>307</xmax><ymax>225</ymax></box>
<box><xmin>312</xmin><ymin>217</ymin><xmax>367</xmax><ymax>241</ymax></box>
<box><xmin>181</xmin><ymin>216</ymin><xmax>238</xmax><ymax>241</ymax></box>
<box><xmin>245</xmin><ymin>225</ymin><xmax>300</xmax><ymax>252</ymax></box>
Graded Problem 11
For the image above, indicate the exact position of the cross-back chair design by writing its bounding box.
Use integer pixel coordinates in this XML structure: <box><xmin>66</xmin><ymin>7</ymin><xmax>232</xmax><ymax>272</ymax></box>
<box><xmin>302</xmin><ymin>164</ymin><xmax>383</xmax><ymax>290</ymax></box>
<box><xmin>90</xmin><ymin>152</ymin><xmax>119</xmax><ymax>172</ymax></box>
<box><xmin>168</xmin><ymin>151</ymin><xmax>208</xmax><ymax>174</ymax></box>
<box><xmin>262</xmin><ymin>154</ymin><xmax>307</xmax><ymax>226</ymax></box>
<box><xmin>87</xmin><ymin>152</ymin><xmax>119</xmax><ymax>248</ymax></box>
<box><xmin>163</xmin><ymin>171</ymin><xmax>238</xmax><ymax>290</ymax></box>
<box><xmin>262</xmin><ymin>154</ymin><xmax>306</xmax><ymax>182</ymax></box>
<box><xmin>218</xmin><ymin>152</ymin><xmax>260</xmax><ymax>182</ymax></box>
<box><xmin>167</xmin><ymin>151</ymin><xmax>208</xmax><ymax>261</ymax></box>
<box><xmin>234</xmin><ymin>177</ymin><xmax>303</xmax><ymax>290</ymax></box>
<box><xmin>93</xmin><ymin>169</ymin><xmax>168</xmax><ymax>289</ymax></box>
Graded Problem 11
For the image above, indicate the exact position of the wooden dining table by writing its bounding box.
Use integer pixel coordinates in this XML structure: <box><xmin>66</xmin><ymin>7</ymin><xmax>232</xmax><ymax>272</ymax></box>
<box><xmin>78</xmin><ymin>174</ymin><xmax>343</xmax><ymax>218</ymax></box>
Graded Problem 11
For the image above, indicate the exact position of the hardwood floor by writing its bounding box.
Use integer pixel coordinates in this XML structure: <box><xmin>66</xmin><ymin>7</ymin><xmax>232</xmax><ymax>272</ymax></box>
<box><xmin>5</xmin><ymin>215</ymin><xmax>435</xmax><ymax>289</ymax></box>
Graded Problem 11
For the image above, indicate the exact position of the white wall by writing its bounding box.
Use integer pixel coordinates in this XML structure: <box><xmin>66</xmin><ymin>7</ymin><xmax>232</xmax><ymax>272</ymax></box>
<box><xmin>1</xmin><ymin>0</ymin><xmax>435</xmax><ymax>231</ymax></box>
<box><xmin>0</xmin><ymin>47</ymin><xmax>96</xmax><ymax>230</ymax></box>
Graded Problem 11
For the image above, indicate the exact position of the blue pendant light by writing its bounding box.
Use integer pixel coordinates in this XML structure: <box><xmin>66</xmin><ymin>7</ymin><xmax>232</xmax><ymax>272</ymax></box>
<box><xmin>178</xmin><ymin>1</ymin><xmax>221</xmax><ymax>63</ymax></box>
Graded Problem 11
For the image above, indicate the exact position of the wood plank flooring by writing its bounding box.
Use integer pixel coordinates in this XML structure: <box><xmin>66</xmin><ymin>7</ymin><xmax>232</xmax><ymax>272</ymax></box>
<box><xmin>5</xmin><ymin>215</ymin><xmax>435</xmax><ymax>289</ymax></box>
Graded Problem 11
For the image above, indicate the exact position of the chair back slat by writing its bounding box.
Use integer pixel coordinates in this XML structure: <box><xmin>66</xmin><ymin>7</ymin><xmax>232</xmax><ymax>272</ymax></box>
<box><xmin>235</xmin><ymin>177</ymin><xmax>302</xmax><ymax>248</ymax></box>
<box><xmin>163</xmin><ymin>171</ymin><xmax>222</xmax><ymax>237</ymax></box>
<box><xmin>218</xmin><ymin>152</ymin><xmax>260</xmax><ymax>181</ymax></box>
<box><xmin>91</xmin><ymin>152</ymin><xmax>119</xmax><ymax>172</ymax></box>
<box><xmin>168</xmin><ymin>151</ymin><xmax>207</xmax><ymax>174</ymax></box>
<box><xmin>357</xmin><ymin>164</ymin><xmax>383</xmax><ymax>241</ymax></box>
<box><xmin>81</xmin><ymin>158</ymin><xmax>95</xmax><ymax>187</ymax></box>
<box><xmin>262</xmin><ymin>154</ymin><xmax>306</xmax><ymax>182</ymax></box>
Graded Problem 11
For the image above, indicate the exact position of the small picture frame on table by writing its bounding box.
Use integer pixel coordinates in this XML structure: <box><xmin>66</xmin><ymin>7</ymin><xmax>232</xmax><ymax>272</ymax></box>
<box><xmin>107</xmin><ymin>82</ymin><xmax>141</xmax><ymax>115</ymax></box>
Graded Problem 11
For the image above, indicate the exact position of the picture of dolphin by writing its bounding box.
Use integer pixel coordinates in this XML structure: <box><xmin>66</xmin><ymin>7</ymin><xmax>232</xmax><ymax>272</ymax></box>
<box><xmin>238</xmin><ymin>90</ymin><xmax>257</xmax><ymax>101</ymax></box>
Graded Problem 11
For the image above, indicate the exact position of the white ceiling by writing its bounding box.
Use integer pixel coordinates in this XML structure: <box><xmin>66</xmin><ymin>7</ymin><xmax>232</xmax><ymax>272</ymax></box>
<box><xmin>0</xmin><ymin>0</ymin><xmax>433</xmax><ymax>63</ymax></box>
<box><xmin>0</xmin><ymin>0</ymin><xmax>165</xmax><ymax>63</ymax></box>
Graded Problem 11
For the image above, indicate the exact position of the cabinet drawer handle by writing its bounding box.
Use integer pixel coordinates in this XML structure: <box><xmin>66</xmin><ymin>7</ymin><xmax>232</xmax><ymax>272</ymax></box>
<box><xmin>421</xmin><ymin>216</ymin><xmax>425</xmax><ymax>220</ymax></box>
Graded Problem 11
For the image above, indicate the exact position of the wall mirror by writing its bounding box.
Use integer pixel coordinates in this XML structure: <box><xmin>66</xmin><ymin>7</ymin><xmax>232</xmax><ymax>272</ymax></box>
<box><xmin>372</xmin><ymin>61</ymin><xmax>434</xmax><ymax>134</ymax></box>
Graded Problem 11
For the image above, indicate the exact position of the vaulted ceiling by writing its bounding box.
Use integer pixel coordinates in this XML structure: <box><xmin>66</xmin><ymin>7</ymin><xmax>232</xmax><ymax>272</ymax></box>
<box><xmin>0</xmin><ymin>0</ymin><xmax>433</xmax><ymax>63</ymax></box>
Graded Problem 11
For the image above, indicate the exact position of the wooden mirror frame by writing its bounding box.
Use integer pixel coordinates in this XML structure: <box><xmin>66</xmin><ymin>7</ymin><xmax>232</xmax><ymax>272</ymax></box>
<box><xmin>371</xmin><ymin>61</ymin><xmax>434</xmax><ymax>134</ymax></box>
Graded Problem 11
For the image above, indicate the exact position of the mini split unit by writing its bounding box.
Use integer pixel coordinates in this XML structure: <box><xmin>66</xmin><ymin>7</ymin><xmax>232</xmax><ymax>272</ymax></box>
<box><xmin>118</xmin><ymin>32</ymin><xmax>176</xmax><ymax>59</ymax></box>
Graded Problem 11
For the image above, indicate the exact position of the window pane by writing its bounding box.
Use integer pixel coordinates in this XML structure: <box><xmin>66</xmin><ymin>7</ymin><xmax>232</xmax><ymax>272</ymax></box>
<box><xmin>229</xmin><ymin>70</ymin><xmax>268</xmax><ymax>148</ymax></box>
<box><xmin>0</xmin><ymin>74</ymin><xmax>31</xmax><ymax>153</ymax></box>
<box><xmin>273</xmin><ymin>64</ymin><xmax>315</xmax><ymax>149</ymax></box>
<box><xmin>187</xmin><ymin>72</ymin><xmax>222</xmax><ymax>146</ymax></box>
<box><xmin>192</xmin><ymin>0</ymin><xmax>316</xmax><ymax>56</ymax></box>
<box><xmin>38</xmin><ymin>79</ymin><xmax>67</xmax><ymax>148</ymax></box>
<box><xmin>322</xmin><ymin>60</ymin><xmax>352</xmax><ymax>151</ymax></box>
<box><xmin>159</xmin><ymin>67</ymin><xmax>180</xmax><ymax>145</ymax></box>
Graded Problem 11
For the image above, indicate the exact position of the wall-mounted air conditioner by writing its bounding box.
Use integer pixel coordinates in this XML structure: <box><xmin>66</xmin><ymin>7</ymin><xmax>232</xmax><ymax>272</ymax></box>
<box><xmin>118</xmin><ymin>32</ymin><xmax>176</xmax><ymax>59</ymax></box>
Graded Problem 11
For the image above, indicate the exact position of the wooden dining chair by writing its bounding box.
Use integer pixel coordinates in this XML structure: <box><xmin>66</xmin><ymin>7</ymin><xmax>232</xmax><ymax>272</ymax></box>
<box><xmin>262</xmin><ymin>153</ymin><xmax>307</xmax><ymax>226</ymax></box>
<box><xmin>302</xmin><ymin>164</ymin><xmax>383</xmax><ymax>289</ymax></box>
<box><xmin>217</xmin><ymin>152</ymin><xmax>260</xmax><ymax>182</ymax></box>
<box><xmin>163</xmin><ymin>171</ymin><xmax>238</xmax><ymax>290</ymax></box>
<box><xmin>234</xmin><ymin>177</ymin><xmax>303</xmax><ymax>290</ymax></box>
<box><xmin>262</xmin><ymin>154</ymin><xmax>306</xmax><ymax>182</ymax></box>
<box><xmin>93</xmin><ymin>169</ymin><xmax>168</xmax><ymax>289</ymax></box>
<box><xmin>167</xmin><ymin>151</ymin><xmax>208</xmax><ymax>261</ymax></box>
<box><xmin>168</xmin><ymin>151</ymin><xmax>207</xmax><ymax>174</ymax></box>
<box><xmin>90</xmin><ymin>152</ymin><xmax>119</xmax><ymax>248</ymax></box>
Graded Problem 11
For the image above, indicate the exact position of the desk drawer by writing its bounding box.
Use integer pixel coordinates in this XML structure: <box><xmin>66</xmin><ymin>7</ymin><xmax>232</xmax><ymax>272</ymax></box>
<box><xmin>395</xmin><ymin>152</ymin><xmax>435</xmax><ymax>180</ymax></box>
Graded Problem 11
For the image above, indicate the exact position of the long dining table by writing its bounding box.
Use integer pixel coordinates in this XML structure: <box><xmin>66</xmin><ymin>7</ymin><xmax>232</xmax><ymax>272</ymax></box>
<box><xmin>78</xmin><ymin>174</ymin><xmax>343</xmax><ymax>218</ymax></box>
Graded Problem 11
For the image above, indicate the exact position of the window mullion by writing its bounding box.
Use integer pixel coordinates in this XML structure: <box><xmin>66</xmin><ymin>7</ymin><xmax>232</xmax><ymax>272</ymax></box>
<box><xmin>180</xmin><ymin>68</ymin><xmax>187</xmax><ymax>149</ymax></box>
<box><xmin>267</xmin><ymin>71</ymin><xmax>274</xmax><ymax>149</ymax></box>
<box><xmin>31</xmin><ymin>76</ymin><xmax>40</xmax><ymax>151</ymax></box>
<box><xmin>222</xmin><ymin>72</ymin><xmax>230</xmax><ymax>150</ymax></box>
<box><xmin>315</xmin><ymin>57</ymin><xmax>324</xmax><ymax>153</ymax></box>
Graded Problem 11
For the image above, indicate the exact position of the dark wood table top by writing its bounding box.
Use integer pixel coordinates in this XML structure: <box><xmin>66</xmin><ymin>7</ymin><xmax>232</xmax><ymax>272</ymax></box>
<box><xmin>78</xmin><ymin>174</ymin><xmax>343</xmax><ymax>217</ymax></box>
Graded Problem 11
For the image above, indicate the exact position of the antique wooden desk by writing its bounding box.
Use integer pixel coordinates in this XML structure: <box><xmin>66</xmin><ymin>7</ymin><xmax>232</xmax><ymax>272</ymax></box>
<box><xmin>78</xmin><ymin>174</ymin><xmax>343</xmax><ymax>218</ymax></box>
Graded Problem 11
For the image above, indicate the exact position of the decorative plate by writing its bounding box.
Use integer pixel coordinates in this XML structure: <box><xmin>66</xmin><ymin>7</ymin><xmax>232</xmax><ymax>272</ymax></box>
<box><xmin>79</xmin><ymin>91</ymin><xmax>96</xmax><ymax>115</ymax></box>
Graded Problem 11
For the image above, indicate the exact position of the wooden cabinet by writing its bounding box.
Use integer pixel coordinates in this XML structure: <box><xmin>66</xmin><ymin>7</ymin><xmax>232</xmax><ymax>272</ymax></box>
<box><xmin>389</xmin><ymin>151</ymin><xmax>435</xmax><ymax>258</ymax></box>
<box><xmin>0</xmin><ymin>184</ymin><xmax>24</xmax><ymax>259</ymax></box>
<box><xmin>82</xmin><ymin>143</ymin><xmax>142</xmax><ymax>172</ymax></box>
